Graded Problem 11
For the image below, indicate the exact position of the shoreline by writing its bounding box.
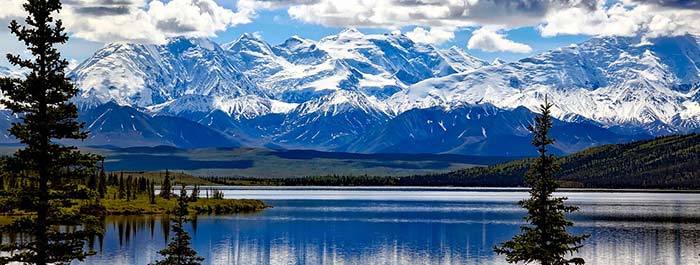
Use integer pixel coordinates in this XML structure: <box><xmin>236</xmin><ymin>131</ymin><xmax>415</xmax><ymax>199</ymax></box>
<box><xmin>92</xmin><ymin>197</ymin><xmax>269</xmax><ymax>216</ymax></box>
<box><xmin>174</xmin><ymin>185</ymin><xmax>700</xmax><ymax>193</ymax></box>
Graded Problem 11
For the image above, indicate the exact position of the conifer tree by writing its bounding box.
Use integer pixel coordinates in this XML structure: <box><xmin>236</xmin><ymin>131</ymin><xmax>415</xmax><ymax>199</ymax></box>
<box><xmin>494</xmin><ymin>98</ymin><xmax>589</xmax><ymax>265</ymax></box>
<box><xmin>118</xmin><ymin>174</ymin><xmax>125</xmax><ymax>200</ymax></box>
<box><xmin>126</xmin><ymin>175</ymin><xmax>132</xmax><ymax>202</ymax></box>
<box><xmin>190</xmin><ymin>185</ymin><xmax>199</xmax><ymax>202</ymax></box>
<box><xmin>0</xmin><ymin>0</ymin><xmax>102</xmax><ymax>263</ymax></box>
<box><xmin>132</xmin><ymin>177</ymin><xmax>137</xmax><ymax>200</ymax></box>
<box><xmin>98</xmin><ymin>162</ymin><xmax>107</xmax><ymax>199</ymax></box>
<box><xmin>150</xmin><ymin>180</ymin><xmax>156</xmax><ymax>204</ymax></box>
<box><xmin>161</xmin><ymin>169</ymin><xmax>172</xmax><ymax>199</ymax></box>
<box><xmin>152</xmin><ymin>186</ymin><xmax>204</xmax><ymax>265</ymax></box>
<box><xmin>108</xmin><ymin>172</ymin><xmax>116</xmax><ymax>186</ymax></box>
<box><xmin>87</xmin><ymin>171</ymin><xmax>97</xmax><ymax>190</ymax></box>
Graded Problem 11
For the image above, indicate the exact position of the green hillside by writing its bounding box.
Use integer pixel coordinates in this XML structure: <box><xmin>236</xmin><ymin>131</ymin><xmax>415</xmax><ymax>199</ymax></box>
<box><xmin>0</xmin><ymin>145</ymin><xmax>515</xmax><ymax>178</ymax></box>
<box><xmin>404</xmin><ymin>134</ymin><xmax>700</xmax><ymax>189</ymax></box>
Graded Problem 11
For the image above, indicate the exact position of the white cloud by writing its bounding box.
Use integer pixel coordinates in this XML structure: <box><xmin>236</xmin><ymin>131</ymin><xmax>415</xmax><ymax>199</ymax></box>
<box><xmin>5</xmin><ymin>0</ymin><xmax>700</xmax><ymax>48</ymax></box>
<box><xmin>3</xmin><ymin>0</ymin><xmax>252</xmax><ymax>44</ymax></box>
<box><xmin>540</xmin><ymin>1</ymin><xmax>700</xmax><ymax>38</ymax></box>
<box><xmin>240</xmin><ymin>0</ymin><xmax>585</xmax><ymax>53</ymax></box>
<box><xmin>467</xmin><ymin>28</ymin><xmax>532</xmax><ymax>53</ymax></box>
<box><xmin>243</xmin><ymin>0</ymin><xmax>700</xmax><ymax>52</ymax></box>
<box><xmin>404</xmin><ymin>27</ymin><xmax>455</xmax><ymax>45</ymax></box>
<box><xmin>0</xmin><ymin>0</ymin><xmax>25</xmax><ymax>19</ymax></box>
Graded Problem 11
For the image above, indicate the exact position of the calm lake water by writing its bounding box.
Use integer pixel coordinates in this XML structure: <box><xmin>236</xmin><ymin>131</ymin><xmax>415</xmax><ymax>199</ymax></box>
<box><xmin>79</xmin><ymin>187</ymin><xmax>700</xmax><ymax>265</ymax></box>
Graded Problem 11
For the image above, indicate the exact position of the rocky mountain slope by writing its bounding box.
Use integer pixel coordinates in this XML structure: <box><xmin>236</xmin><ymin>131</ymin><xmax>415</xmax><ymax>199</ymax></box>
<box><xmin>7</xmin><ymin>29</ymin><xmax>700</xmax><ymax>155</ymax></box>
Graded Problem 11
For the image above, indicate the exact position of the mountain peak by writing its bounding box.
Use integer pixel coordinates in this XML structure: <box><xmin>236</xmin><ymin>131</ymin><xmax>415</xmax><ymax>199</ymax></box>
<box><xmin>339</xmin><ymin>27</ymin><xmax>364</xmax><ymax>35</ymax></box>
<box><xmin>491</xmin><ymin>58</ymin><xmax>506</xmax><ymax>65</ymax></box>
<box><xmin>238</xmin><ymin>32</ymin><xmax>264</xmax><ymax>42</ymax></box>
<box><xmin>339</xmin><ymin>27</ymin><xmax>363</xmax><ymax>36</ymax></box>
<box><xmin>224</xmin><ymin>32</ymin><xmax>272</xmax><ymax>54</ymax></box>
<box><xmin>166</xmin><ymin>36</ymin><xmax>219</xmax><ymax>53</ymax></box>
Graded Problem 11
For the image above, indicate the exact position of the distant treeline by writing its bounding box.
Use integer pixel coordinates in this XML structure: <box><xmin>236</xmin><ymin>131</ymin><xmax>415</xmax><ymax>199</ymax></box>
<box><xmin>203</xmin><ymin>134</ymin><xmax>700</xmax><ymax>189</ymax></box>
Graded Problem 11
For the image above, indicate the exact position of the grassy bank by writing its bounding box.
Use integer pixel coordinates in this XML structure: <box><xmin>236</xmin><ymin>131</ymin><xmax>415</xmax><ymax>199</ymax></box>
<box><xmin>82</xmin><ymin>186</ymin><xmax>268</xmax><ymax>216</ymax></box>
<box><xmin>93</xmin><ymin>196</ymin><xmax>267</xmax><ymax>215</ymax></box>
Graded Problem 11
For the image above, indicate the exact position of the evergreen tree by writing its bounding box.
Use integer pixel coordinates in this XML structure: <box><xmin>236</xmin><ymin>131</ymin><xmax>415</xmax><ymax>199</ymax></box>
<box><xmin>150</xmin><ymin>180</ymin><xmax>156</xmax><ymax>204</ymax></box>
<box><xmin>494</xmin><ymin>98</ymin><xmax>589</xmax><ymax>265</ymax></box>
<box><xmin>0</xmin><ymin>0</ymin><xmax>102</xmax><ymax>263</ymax></box>
<box><xmin>87</xmin><ymin>170</ymin><xmax>97</xmax><ymax>190</ymax></box>
<box><xmin>126</xmin><ymin>175</ymin><xmax>132</xmax><ymax>202</ymax></box>
<box><xmin>118</xmin><ymin>174</ymin><xmax>125</xmax><ymax>200</ymax></box>
<box><xmin>161</xmin><ymin>169</ymin><xmax>172</xmax><ymax>199</ymax></box>
<box><xmin>98</xmin><ymin>162</ymin><xmax>107</xmax><ymax>199</ymax></box>
<box><xmin>132</xmin><ymin>176</ymin><xmax>137</xmax><ymax>200</ymax></box>
<box><xmin>151</xmin><ymin>186</ymin><xmax>204</xmax><ymax>265</ymax></box>
<box><xmin>108</xmin><ymin>172</ymin><xmax>116</xmax><ymax>186</ymax></box>
<box><xmin>190</xmin><ymin>185</ymin><xmax>199</xmax><ymax>202</ymax></box>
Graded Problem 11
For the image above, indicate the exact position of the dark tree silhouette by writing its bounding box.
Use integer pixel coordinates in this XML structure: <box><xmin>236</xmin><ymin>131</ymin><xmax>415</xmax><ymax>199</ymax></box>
<box><xmin>98</xmin><ymin>161</ymin><xmax>107</xmax><ymax>199</ymax></box>
<box><xmin>0</xmin><ymin>0</ymin><xmax>102</xmax><ymax>263</ymax></box>
<box><xmin>87</xmin><ymin>170</ymin><xmax>97</xmax><ymax>190</ymax></box>
<box><xmin>494</xmin><ymin>98</ymin><xmax>589</xmax><ymax>265</ymax></box>
<box><xmin>152</xmin><ymin>186</ymin><xmax>204</xmax><ymax>265</ymax></box>
<box><xmin>150</xmin><ymin>180</ymin><xmax>157</xmax><ymax>204</ymax></box>
<box><xmin>118</xmin><ymin>173</ymin><xmax>125</xmax><ymax>200</ymax></box>
<box><xmin>161</xmin><ymin>169</ymin><xmax>172</xmax><ymax>199</ymax></box>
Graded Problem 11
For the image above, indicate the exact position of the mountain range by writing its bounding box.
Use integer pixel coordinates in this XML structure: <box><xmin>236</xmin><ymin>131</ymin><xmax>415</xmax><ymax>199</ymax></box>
<box><xmin>3</xmin><ymin>29</ymin><xmax>700</xmax><ymax>156</ymax></box>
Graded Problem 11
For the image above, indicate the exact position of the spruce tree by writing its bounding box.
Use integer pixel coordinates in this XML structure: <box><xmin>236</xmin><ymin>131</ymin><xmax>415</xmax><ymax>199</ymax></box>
<box><xmin>161</xmin><ymin>169</ymin><xmax>172</xmax><ymax>199</ymax></box>
<box><xmin>150</xmin><ymin>180</ymin><xmax>156</xmax><ymax>204</ymax></box>
<box><xmin>190</xmin><ymin>185</ymin><xmax>199</xmax><ymax>202</ymax></box>
<box><xmin>87</xmin><ymin>171</ymin><xmax>97</xmax><ymax>190</ymax></box>
<box><xmin>118</xmin><ymin>174</ymin><xmax>125</xmax><ymax>200</ymax></box>
<box><xmin>0</xmin><ymin>0</ymin><xmax>102</xmax><ymax>263</ymax></box>
<box><xmin>494</xmin><ymin>98</ymin><xmax>589</xmax><ymax>265</ymax></box>
<box><xmin>126</xmin><ymin>175</ymin><xmax>132</xmax><ymax>202</ymax></box>
<box><xmin>152</xmin><ymin>186</ymin><xmax>204</xmax><ymax>265</ymax></box>
<box><xmin>131</xmin><ymin>177</ymin><xmax>137</xmax><ymax>200</ymax></box>
<box><xmin>98</xmin><ymin>162</ymin><xmax>107</xmax><ymax>199</ymax></box>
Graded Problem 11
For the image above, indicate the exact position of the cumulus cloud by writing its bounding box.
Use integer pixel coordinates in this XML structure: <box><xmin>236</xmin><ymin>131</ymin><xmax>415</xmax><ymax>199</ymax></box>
<box><xmin>467</xmin><ymin>28</ymin><xmax>532</xmax><ymax>53</ymax></box>
<box><xmin>5</xmin><ymin>0</ymin><xmax>700</xmax><ymax>50</ymax></box>
<box><xmin>236</xmin><ymin>0</ymin><xmax>593</xmax><ymax>52</ymax></box>
<box><xmin>3</xmin><ymin>0</ymin><xmax>251</xmax><ymax>44</ymax></box>
<box><xmin>251</xmin><ymin>0</ymin><xmax>597</xmax><ymax>29</ymax></box>
<box><xmin>242</xmin><ymin>0</ymin><xmax>700</xmax><ymax>53</ymax></box>
<box><xmin>0</xmin><ymin>0</ymin><xmax>26</xmax><ymax>19</ymax></box>
<box><xmin>628</xmin><ymin>0</ymin><xmax>700</xmax><ymax>9</ymax></box>
<box><xmin>404</xmin><ymin>27</ymin><xmax>455</xmax><ymax>45</ymax></box>
<box><xmin>540</xmin><ymin>1</ymin><xmax>700</xmax><ymax>38</ymax></box>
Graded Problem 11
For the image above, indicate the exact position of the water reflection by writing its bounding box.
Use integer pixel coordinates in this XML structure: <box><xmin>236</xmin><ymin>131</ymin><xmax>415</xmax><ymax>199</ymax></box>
<box><xmin>74</xmin><ymin>188</ymin><xmax>700</xmax><ymax>265</ymax></box>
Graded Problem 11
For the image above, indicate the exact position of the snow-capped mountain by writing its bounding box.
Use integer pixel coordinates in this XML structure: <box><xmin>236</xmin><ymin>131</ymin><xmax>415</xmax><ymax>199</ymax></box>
<box><xmin>274</xmin><ymin>90</ymin><xmax>391</xmax><ymax>149</ymax></box>
<box><xmin>71</xmin><ymin>37</ymin><xmax>262</xmax><ymax>109</ymax></box>
<box><xmin>18</xmin><ymin>28</ymin><xmax>700</xmax><ymax>155</ymax></box>
<box><xmin>223</xmin><ymin>28</ymin><xmax>487</xmax><ymax>104</ymax></box>
<box><xmin>389</xmin><ymin>35</ymin><xmax>700</xmax><ymax>134</ymax></box>
<box><xmin>345</xmin><ymin>104</ymin><xmax>646</xmax><ymax>155</ymax></box>
<box><xmin>0</xmin><ymin>66</ymin><xmax>27</xmax><ymax>79</ymax></box>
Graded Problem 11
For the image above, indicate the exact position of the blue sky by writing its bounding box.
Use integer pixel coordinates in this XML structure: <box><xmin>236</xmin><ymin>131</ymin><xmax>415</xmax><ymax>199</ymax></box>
<box><xmin>1</xmin><ymin>0</ymin><xmax>699</xmax><ymax>66</ymax></box>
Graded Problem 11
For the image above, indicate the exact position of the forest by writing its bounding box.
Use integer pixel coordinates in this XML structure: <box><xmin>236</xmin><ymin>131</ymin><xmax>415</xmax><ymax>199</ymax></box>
<box><xmin>205</xmin><ymin>133</ymin><xmax>700</xmax><ymax>189</ymax></box>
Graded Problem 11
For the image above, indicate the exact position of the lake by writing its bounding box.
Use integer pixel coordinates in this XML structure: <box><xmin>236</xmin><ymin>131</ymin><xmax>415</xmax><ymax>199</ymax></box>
<box><xmin>79</xmin><ymin>187</ymin><xmax>700</xmax><ymax>265</ymax></box>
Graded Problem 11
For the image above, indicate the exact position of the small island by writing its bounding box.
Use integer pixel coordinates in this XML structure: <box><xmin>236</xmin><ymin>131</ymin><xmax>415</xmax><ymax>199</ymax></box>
<box><xmin>93</xmin><ymin>188</ymin><xmax>267</xmax><ymax>216</ymax></box>
<box><xmin>79</xmin><ymin>170</ymin><xmax>268</xmax><ymax>216</ymax></box>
